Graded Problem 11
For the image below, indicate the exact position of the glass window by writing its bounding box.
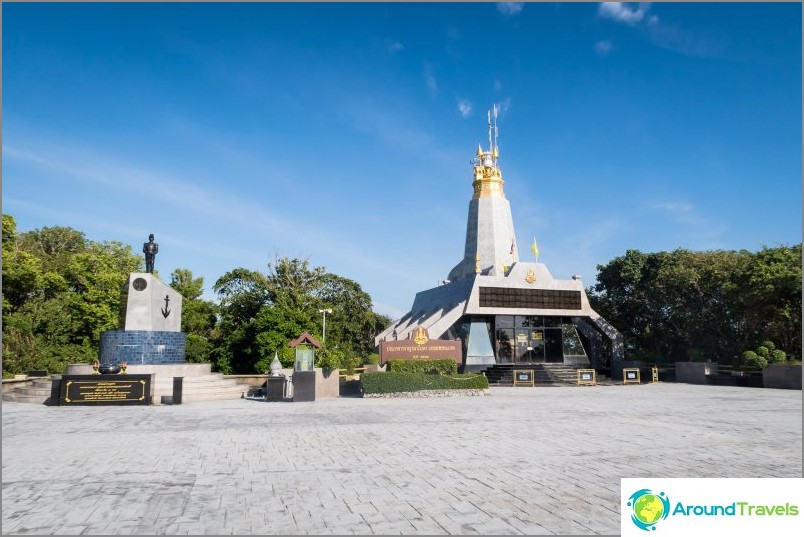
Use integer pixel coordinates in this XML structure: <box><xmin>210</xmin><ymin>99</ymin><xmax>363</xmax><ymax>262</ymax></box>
<box><xmin>562</xmin><ymin>324</ymin><xmax>587</xmax><ymax>357</ymax></box>
<box><xmin>543</xmin><ymin>316</ymin><xmax>562</xmax><ymax>328</ymax></box>
<box><xmin>496</xmin><ymin>328</ymin><xmax>514</xmax><ymax>363</ymax></box>
<box><xmin>496</xmin><ymin>315</ymin><xmax>514</xmax><ymax>328</ymax></box>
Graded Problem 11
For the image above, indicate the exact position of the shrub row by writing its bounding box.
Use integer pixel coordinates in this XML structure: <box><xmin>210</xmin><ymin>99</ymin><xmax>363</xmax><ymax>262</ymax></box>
<box><xmin>386</xmin><ymin>359</ymin><xmax>457</xmax><ymax>375</ymax></box>
<box><xmin>361</xmin><ymin>372</ymin><xmax>488</xmax><ymax>395</ymax></box>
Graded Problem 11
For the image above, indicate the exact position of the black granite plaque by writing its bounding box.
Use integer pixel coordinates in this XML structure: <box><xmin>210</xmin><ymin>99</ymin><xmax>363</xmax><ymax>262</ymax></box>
<box><xmin>293</xmin><ymin>371</ymin><xmax>316</xmax><ymax>402</ymax></box>
<box><xmin>58</xmin><ymin>374</ymin><xmax>153</xmax><ymax>406</ymax></box>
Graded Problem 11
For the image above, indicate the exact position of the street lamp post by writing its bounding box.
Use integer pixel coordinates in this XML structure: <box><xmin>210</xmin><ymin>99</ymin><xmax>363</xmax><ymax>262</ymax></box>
<box><xmin>319</xmin><ymin>308</ymin><xmax>333</xmax><ymax>344</ymax></box>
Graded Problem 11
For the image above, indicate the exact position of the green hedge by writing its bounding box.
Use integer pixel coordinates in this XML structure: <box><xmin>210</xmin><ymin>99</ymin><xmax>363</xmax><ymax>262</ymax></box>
<box><xmin>386</xmin><ymin>359</ymin><xmax>457</xmax><ymax>375</ymax></box>
<box><xmin>361</xmin><ymin>372</ymin><xmax>488</xmax><ymax>395</ymax></box>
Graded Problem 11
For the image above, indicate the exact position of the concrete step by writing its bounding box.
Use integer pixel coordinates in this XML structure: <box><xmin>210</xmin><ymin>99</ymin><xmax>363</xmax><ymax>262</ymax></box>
<box><xmin>160</xmin><ymin>385</ymin><xmax>244</xmax><ymax>396</ymax></box>
<box><xmin>3</xmin><ymin>372</ymin><xmax>248</xmax><ymax>405</ymax></box>
<box><xmin>11</xmin><ymin>386</ymin><xmax>52</xmax><ymax>397</ymax></box>
<box><xmin>178</xmin><ymin>392</ymin><xmax>248</xmax><ymax>403</ymax></box>
<box><xmin>2</xmin><ymin>393</ymin><xmax>50</xmax><ymax>404</ymax></box>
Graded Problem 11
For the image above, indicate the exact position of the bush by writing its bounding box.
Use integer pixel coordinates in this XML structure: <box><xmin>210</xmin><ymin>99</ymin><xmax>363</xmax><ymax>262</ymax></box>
<box><xmin>740</xmin><ymin>350</ymin><xmax>768</xmax><ymax>370</ymax></box>
<box><xmin>386</xmin><ymin>359</ymin><xmax>457</xmax><ymax>375</ymax></box>
<box><xmin>756</xmin><ymin>346</ymin><xmax>770</xmax><ymax>359</ymax></box>
<box><xmin>760</xmin><ymin>341</ymin><xmax>776</xmax><ymax>351</ymax></box>
<box><xmin>185</xmin><ymin>334</ymin><xmax>213</xmax><ymax>364</ymax></box>
<box><xmin>341</xmin><ymin>353</ymin><xmax>359</xmax><ymax>375</ymax></box>
<box><xmin>316</xmin><ymin>346</ymin><xmax>343</xmax><ymax>372</ymax></box>
<box><xmin>769</xmin><ymin>349</ymin><xmax>787</xmax><ymax>364</ymax></box>
<box><xmin>363</xmin><ymin>353</ymin><xmax>380</xmax><ymax>366</ymax></box>
<box><xmin>361</xmin><ymin>372</ymin><xmax>488</xmax><ymax>395</ymax></box>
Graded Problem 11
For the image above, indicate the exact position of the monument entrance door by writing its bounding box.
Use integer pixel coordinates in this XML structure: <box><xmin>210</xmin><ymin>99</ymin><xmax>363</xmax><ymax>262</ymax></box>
<box><xmin>515</xmin><ymin>328</ymin><xmax>545</xmax><ymax>363</ymax></box>
<box><xmin>544</xmin><ymin>328</ymin><xmax>564</xmax><ymax>362</ymax></box>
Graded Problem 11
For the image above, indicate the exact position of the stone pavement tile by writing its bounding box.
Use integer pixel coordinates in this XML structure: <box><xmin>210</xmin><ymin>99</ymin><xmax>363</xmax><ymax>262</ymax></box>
<box><xmin>503</xmin><ymin>515</ymin><xmax>555</xmax><ymax>535</ymax></box>
<box><xmin>51</xmin><ymin>525</ymin><xmax>88</xmax><ymax>535</ymax></box>
<box><xmin>2</xmin><ymin>385</ymin><xmax>800</xmax><ymax>535</ymax></box>
<box><xmin>409</xmin><ymin>518</ymin><xmax>450</xmax><ymax>534</ymax></box>
<box><xmin>430</xmin><ymin>513</ymin><xmax>481</xmax><ymax>534</ymax></box>
<box><xmin>364</xmin><ymin>521</ymin><xmax>417</xmax><ymax>535</ymax></box>
<box><xmin>445</xmin><ymin>510</ymin><xmax>493</xmax><ymax>525</ymax></box>
<box><xmin>466</xmin><ymin>519</ymin><xmax>522</xmax><ymax>535</ymax></box>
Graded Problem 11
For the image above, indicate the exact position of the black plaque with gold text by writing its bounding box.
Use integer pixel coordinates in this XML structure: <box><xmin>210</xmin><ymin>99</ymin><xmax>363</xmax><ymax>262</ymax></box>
<box><xmin>57</xmin><ymin>374</ymin><xmax>153</xmax><ymax>406</ymax></box>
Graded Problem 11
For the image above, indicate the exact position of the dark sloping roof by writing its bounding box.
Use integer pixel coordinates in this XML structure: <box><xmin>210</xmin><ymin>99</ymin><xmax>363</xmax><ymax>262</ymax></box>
<box><xmin>288</xmin><ymin>331</ymin><xmax>322</xmax><ymax>348</ymax></box>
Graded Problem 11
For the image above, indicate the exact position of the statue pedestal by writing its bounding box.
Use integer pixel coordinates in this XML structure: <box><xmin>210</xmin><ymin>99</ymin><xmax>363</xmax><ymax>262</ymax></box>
<box><xmin>265</xmin><ymin>377</ymin><xmax>286</xmax><ymax>402</ymax></box>
<box><xmin>122</xmin><ymin>273</ymin><xmax>183</xmax><ymax>332</ymax></box>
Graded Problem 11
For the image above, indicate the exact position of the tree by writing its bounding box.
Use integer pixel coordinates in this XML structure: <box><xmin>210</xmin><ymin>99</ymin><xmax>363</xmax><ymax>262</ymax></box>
<box><xmin>2</xmin><ymin>215</ymin><xmax>142</xmax><ymax>375</ymax></box>
<box><xmin>213</xmin><ymin>257</ymin><xmax>388</xmax><ymax>374</ymax></box>
<box><xmin>171</xmin><ymin>268</ymin><xmax>218</xmax><ymax>363</ymax></box>
<box><xmin>589</xmin><ymin>245</ymin><xmax>801</xmax><ymax>364</ymax></box>
<box><xmin>738</xmin><ymin>245</ymin><xmax>802</xmax><ymax>355</ymax></box>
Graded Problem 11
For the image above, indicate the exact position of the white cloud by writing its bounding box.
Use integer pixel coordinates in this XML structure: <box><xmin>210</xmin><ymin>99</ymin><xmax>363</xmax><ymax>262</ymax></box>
<box><xmin>598</xmin><ymin>2</ymin><xmax>651</xmax><ymax>26</ymax></box>
<box><xmin>653</xmin><ymin>201</ymin><xmax>694</xmax><ymax>214</ymax></box>
<box><xmin>387</xmin><ymin>41</ymin><xmax>404</xmax><ymax>54</ymax></box>
<box><xmin>595</xmin><ymin>39</ymin><xmax>613</xmax><ymax>56</ymax></box>
<box><xmin>647</xmin><ymin>22</ymin><xmax>728</xmax><ymax>58</ymax></box>
<box><xmin>497</xmin><ymin>2</ymin><xmax>524</xmax><ymax>16</ymax></box>
<box><xmin>423</xmin><ymin>61</ymin><xmax>438</xmax><ymax>97</ymax></box>
<box><xmin>457</xmin><ymin>99</ymin><xmax>472</xmax><ymax>118</ymax></box>
<box><xmin>496</xmin><ymin>97</ymin><xmax>512</xmax><ymax>116</ymax></box>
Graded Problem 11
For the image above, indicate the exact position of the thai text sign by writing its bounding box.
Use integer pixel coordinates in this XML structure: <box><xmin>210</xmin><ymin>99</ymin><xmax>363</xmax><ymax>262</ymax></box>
<box><xmin>379</xmin><ymin>327</ymin><xmax>461</xmax><ymax>364</ymax></box>
<box><xmin>58</xmin><ymin>374</ymin><xmax>153</xmax><ymax>405</ymax></box>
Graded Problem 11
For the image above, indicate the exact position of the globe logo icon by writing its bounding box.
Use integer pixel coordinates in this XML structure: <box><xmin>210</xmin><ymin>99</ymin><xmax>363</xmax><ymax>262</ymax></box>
<box><xmin>627</xmin><ymin>489</ymin><xmax>670</xmax><ymax>531</ymax></box>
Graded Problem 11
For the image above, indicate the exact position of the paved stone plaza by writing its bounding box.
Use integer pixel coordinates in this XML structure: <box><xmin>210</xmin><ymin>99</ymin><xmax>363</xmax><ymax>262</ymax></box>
<box><xmin>2</xmin><ymin>384</ymin><xmax>801</xmax><ymax>535</ymax></box>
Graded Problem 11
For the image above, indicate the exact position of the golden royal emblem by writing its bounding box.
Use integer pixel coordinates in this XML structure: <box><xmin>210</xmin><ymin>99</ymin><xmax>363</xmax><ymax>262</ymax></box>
<box><xmin>413</xmin><ymin>327</ymin><xmax>429</xmax><ymax>345</ymax></box>
<box><xmin>525</xmin><ymin>268</ymin><xmax>537</xmax><ymax>283</ymax></box>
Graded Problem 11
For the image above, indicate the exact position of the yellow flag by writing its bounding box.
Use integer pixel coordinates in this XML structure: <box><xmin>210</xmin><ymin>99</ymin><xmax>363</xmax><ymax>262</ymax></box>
<box><xmin>531</xmin><ymin>236</ymin><xmax>539</xmax><ymax>259</ymax></box>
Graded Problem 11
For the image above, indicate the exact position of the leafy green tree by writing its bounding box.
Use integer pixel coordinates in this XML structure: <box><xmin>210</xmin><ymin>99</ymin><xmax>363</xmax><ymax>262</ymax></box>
<box><xmin>2</xmin><ymin>215</ymin><xmax>141</xmax><ymax>375</ymax></box>
<box><xmin>171</xmin><ymin>268</ymin><xmax>218</xmax><ymax>363</ymax></box>
<box><xmin>213</xmin><ymin>256</ymin><xmax>388</xmax><ymax>374</ymax></box>
<box><xmin>589</xmin><ymin>245</ymin><xmax>801</xmax><ymax>364</ymax></box>
<box><xmin>739</xmin><ymin>245</ymin><xmax>802</xmax><ymax>355</ymax></box>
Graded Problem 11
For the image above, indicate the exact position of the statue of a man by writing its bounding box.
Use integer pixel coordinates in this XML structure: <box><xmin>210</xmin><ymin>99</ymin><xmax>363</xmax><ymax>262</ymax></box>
<box><xmin>143</xmin><ymin>234</ymin><xmax>158</xmax><ymax>273</ymax></box>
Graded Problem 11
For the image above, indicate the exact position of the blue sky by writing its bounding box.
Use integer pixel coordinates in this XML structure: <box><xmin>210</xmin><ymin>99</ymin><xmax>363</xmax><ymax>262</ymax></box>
<box><xmin>3</xmin><ymin>2</ymin><xmax>801</xmax><ymax>319</ymax></box>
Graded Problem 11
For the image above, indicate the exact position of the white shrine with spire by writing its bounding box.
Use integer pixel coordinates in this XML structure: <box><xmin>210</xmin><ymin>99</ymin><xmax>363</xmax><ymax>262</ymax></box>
<box><xmin>376</xmin><ymin>107</ymin><xmax>626</xmax><ymax>378</ymax></box>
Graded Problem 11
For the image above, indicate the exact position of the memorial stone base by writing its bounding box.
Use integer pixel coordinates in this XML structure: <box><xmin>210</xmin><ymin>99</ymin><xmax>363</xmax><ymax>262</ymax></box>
<box><xmin>100</xmin><ymin>330</ymin><xmax>186</xmax><ymax>365</ymax></box>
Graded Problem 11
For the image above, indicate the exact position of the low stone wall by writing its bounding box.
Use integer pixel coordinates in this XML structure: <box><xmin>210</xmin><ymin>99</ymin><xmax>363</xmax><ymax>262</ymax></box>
<box><xmin>364</xmin><ymin>389</ymin><xmax>490</xmax><ymax>398</ymax></box>
<box><xmin>315</xmin><ymin>368</ymin><xmax>340</xmax><ymax>398</ymax></box>
<box><xmin>763</xmin><ymin>364</ymin><xmax>802</xmax><ymax>390</ymax></box>
<box><xmin>227</xmin><ymin>375</ymin><xmax>268</xmax><ymax>388</ymax></box>
<box><xmin>676</xmin><ymin>362</ymin><xmax>718</xmax><ymax>384</ymax></box>
<box><xmin>2</xmin><ymin>378</ymin><xmax>35</xmax><ymax>394</ymax></box>
<box><xmin>65</xmin><ymin>363</ymin><xmax>212</xmax><ymax>376</ymax></box>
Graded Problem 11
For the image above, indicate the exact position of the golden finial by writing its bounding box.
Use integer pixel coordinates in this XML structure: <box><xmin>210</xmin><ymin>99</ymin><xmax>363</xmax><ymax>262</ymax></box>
<box><xmin>476</xmin><ymin>144</ymin><xmax>483</xmax><ymax>157</ymax></box>
<box><xmin>492</xmin><ymin>146</ymin><xmax>499</xmax><ymax>159</ymax></box>
<box><xmin>475</xmin><ymin>253</ymin><xmax>481</xmax><ymax>274</ymax></box>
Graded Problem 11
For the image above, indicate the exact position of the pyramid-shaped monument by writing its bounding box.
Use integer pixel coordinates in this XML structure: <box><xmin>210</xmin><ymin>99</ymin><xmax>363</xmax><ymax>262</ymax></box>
<box><xmin>376</xmin><ymin>108</ymin><xmax>624</xmax><ymax>377</ymax></box>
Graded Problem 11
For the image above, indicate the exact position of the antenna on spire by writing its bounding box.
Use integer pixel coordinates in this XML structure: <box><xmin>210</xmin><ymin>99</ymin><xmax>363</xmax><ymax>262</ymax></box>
<box><xmin>493</xmin><ymin>104</ymin><xmax>499</xmax><ymax>157</ymax></box>
<box><xmin>487</xmin><ymin>109</ymin><xmax>493</xmax><ymax>153</ymax></box>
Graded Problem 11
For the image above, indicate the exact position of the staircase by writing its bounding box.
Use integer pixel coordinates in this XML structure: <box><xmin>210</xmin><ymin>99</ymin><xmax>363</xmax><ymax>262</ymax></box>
<box><xmin>153</xmin><ymin>372</ymin><xmax>245</xmax><ymax>403</ymax></box>
<box><xmin>2</xmin><ymin>365</ymin><xmax>248</xmax><ymax>405</ymax></box>
<box><xmin>481</xmin><ymin>363</ymin><xmax>612</xmax><ymax>386</ymax></box>
<box><xmin>2</xmin><ymin>377</ymin><xmax>53</xmax><ymax>404</ymax></box>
